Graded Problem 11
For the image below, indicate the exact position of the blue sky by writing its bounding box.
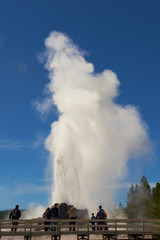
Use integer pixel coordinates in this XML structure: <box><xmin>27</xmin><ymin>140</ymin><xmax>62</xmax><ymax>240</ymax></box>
<box><xmin>0</xmin><ymin>0</ymin><xmax>159</xmax><ymax>210</ymax></box>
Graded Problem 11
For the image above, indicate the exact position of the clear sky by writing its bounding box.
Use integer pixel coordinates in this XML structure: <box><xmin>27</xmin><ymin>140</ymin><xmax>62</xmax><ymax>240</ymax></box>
<box><xmin>0</xmin><ymin>0</ymin><xmax>159</xmax><ymax>210</ymax></box>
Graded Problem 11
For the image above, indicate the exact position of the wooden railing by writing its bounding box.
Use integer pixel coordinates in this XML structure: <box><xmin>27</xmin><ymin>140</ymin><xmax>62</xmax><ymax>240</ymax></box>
<box><xmin>0</xmin><ymin>218</ymin><xmax>160</xmax><ymax>239</ymax></box>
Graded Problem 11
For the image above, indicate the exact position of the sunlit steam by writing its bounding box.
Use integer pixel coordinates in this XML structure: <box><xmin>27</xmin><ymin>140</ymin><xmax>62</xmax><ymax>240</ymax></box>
<box><xmin>23</xmin><ymin>204</ymin><xmax>45</xmax><ymax>219</ymax></box>
<box><xmin>39</xmin><ymin>31</ymin><xmax>150</xmax><ymax>212</ymax></box>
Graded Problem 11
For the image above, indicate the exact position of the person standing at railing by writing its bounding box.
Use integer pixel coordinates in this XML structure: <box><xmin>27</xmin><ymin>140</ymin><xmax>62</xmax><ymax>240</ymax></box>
<box><xmin>43</xmin><ymin>207</ymin><xmax>51</xmax><ymax>231</ymax></box>
<box><xmin>9</xmin><ymin>205</ymin><xmax>21</xmax><ymax>231</ymax></box>
<box><xmin>91</xmin><ymin>213</ymin><xmax>96</xmax><ymax>230</ymax></box>
<box><xmin>67</xmin><ymin>206</ymin><xmax>77</xmax><ymax>231</ymax></box>
<box><xmin>96</xmin><ymin>205</ymin><xmax>105</xmax><ymax>230</ymax></box>
<box><xmin>50</xmin><ymin>203</ymin><xmax>59</xmax><ymax>231</ymax></box>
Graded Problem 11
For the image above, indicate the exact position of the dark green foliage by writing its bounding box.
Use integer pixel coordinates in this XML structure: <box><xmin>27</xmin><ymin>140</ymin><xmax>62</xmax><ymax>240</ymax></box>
<box><xmin>138</xmin><ymin>175</ymin><xmax>152</xmax><ymax>218</ymax></box>
<box><xmin>152</xmin><ymin>183</ymin><xmax>160</xmax><ymax>218</ymax></box>
<box><xmin>0</xmin><ymin>210</ymin><xmax>10</xmax><ymax>219</ymax></box>
<box><xmin>124</xmin><ymin>176</ymin><xmax>160</xmax><ymax>219</ymax></box>
<box><xmin>125</xmin><ymin>184</ymin><xmax>137</xmax><ymax>219</ymax></box>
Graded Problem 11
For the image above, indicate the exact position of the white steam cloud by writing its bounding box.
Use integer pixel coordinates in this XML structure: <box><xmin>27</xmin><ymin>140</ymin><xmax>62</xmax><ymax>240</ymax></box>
<box><xmin>39</xmin><ymin>31</ymin><xmax>149</xmax><ymax>212</ymax></box>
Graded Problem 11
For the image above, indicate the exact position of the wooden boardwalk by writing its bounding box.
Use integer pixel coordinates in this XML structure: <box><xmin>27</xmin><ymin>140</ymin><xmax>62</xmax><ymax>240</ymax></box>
<box><xmin>0</xmin><ymin>218</ymin><xmax>160</xmax><ymax>240</ymax></box>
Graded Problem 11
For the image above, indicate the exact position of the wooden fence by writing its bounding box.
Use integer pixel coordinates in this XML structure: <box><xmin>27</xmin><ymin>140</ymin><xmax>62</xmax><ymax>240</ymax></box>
<box><xmin>0</xmin><ymin>218</ymin><xmax>160</xmax><ymax>240</ymax></box>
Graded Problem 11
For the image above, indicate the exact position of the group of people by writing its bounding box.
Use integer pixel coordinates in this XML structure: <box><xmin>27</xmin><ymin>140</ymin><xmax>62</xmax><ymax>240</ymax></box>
<box><xmin>9</xmin><ymin>203</ymin><xmax>77</xmax><ymax>232</ymax></box>
<box><xmin>42</xmin><ymin>203</ymin><xmax>60</xmax><ymax>231</ymax></box>
<box><xmin>8</xmin><ymin>204</ymin><xmax>108</xmax><ymax>232</ymax></box>
<box><xmin>42</xmin><ymin>204</ymin><xmax>108</xmax><ymax>232</ymax></box>
<box><xmin>42</xmin><ymin>203</ymin><xmax>77</xmax><ymax>231</ymax></box>
<box><xmin>91</xmin><ymin>205</ymin><xmax>108</xmax><ymax>231</ymax></box>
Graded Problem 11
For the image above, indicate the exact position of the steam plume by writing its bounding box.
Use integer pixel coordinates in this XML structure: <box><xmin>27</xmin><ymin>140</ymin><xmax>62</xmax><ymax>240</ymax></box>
<box><xmin>40</xmin><ymin>31</ymin><xmax>149</xmax><ymax>212</ymax></box>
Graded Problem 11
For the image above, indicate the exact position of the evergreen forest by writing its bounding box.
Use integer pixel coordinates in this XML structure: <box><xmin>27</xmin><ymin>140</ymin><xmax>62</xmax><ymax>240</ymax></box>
<box><xmin>122</xmin><ymin>175</ymin><xmax>160</xmax><ymax>219</ymax></box>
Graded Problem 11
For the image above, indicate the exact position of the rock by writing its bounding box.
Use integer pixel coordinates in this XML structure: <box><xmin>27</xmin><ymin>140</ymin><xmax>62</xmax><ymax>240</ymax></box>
<box><xmin>57</xmin><ymin>202</ymin><xmax>89</xmax><ymax>219</ymax></box>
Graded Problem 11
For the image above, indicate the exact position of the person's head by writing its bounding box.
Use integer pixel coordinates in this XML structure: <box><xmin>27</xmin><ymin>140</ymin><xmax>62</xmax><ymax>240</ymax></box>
<box><xmin>15</xmin><ymin>205</ymin><xmax>19</xmax><ymax>209</ymax></box>
<box><xmin>92</xmin><ymin>213</ymin><xmax>94</xmax><ymax>216</ymax></box>
<box><xmin>46</xmin><ymin>208</ymin><xmax>50</xmax><ymax>211</ymax></box>
<box><xmin>99</xmin><ymin>205</ymin><xmax>102</xmax><ymax>209</ymax></box>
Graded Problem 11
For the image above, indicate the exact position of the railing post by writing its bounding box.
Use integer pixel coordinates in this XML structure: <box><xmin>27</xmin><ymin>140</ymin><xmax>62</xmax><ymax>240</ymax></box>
<box><xmin>142</xmin><ymin>218</ymin><xmax>144</xmax><ymax>240</ymax></box>
<box><xmin>59</xmin><ymin>219</ymin><xmax>61</xmax><ymax>240</ymax></box>
<box><xmin>115</xmin><ymin>219</ymin><xmax>117</xmax><ymax>240</ymax></box>
<box><xmin>24</xmin><ymin>220</ymin><xmax>31</xmax><ymax>240</ymax></box>
<box><xmin>87</xmin><ymin>219</ymin><xmax>89</xmax><ymax>240</ymax></box>
<box><xmin>87</xmin><ymin>219</ymin><xmax>89</xmax><ymax>232</ymax></box>
<box><xmin>24</xmin><ymin>236</ymin><xmax>31</xmax><ymax>240</ymax></box>
<box><xmin>29</xmin><ymin>220</ymin><xmax>32</xmax><ymax>240</ymax></box>
<box><xmin>0</xmin><ymin>221</ymin><xmax>1</xmax><ymax>240</ymax></box>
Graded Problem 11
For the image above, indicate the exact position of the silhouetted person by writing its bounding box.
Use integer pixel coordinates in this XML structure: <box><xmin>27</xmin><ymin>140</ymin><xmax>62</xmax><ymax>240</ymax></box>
<box><xmin>67</xmin><ymin>207</ymin><xmax>77</xmax><ymax>231</ymax></box>
<box><xmin>50</xmin><ymin>203</ymin><xmax>59</xmax><ymax>231</ymax></box>
<box><xmin>96</xmin><ymin>205</ymin><xmax>105</xmax><ymax>230</ymax></box>
<box><xmin>91</xmin><ymin>213</ymin><xmax>96</xmax><ymax>230</ymax></box>
<box><xmin>43</xmin><ymin>207</ymin><xmax>51</xmax><ymax>231</ymax></box>
<box><xmin>9</xmin><ymin>205</ymin><xmax>21</xmax><ymax>231</ymax></box>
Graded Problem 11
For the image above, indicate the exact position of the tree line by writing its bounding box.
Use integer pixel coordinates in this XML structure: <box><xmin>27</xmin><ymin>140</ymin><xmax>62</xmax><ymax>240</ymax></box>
<box><xmin>121</xmin><ymin>175</ymin><xmax>160</xmax><ymax>219</ymax></box>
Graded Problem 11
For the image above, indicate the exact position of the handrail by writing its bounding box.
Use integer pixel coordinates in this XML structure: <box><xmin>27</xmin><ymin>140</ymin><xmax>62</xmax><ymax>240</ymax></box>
<box><xmin>0</xmin><ymin>219</ymin><xmax>160</xmax><ymax>239</ymax></box>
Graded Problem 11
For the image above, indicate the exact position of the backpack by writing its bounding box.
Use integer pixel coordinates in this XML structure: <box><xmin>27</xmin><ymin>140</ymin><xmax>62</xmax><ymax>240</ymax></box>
<box><xmin>98</xmin><ymin>209</ymin><xmax>105</xmax><ymax>219</ymax></box>
<box><xmin>69</xmin><ymin>208</ymin><xmax>77</xmax><ymax>218</ymax></box>
<box><xmin>11</xmin><ymin>209</ymin><xmax>21</xmax><ymax>219</ymax></box>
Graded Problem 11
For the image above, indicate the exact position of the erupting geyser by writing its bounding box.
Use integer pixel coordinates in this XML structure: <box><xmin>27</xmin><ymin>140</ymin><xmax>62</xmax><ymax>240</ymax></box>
<box><xmin>38</xmin><ymin>31</ymin><xmax>150</xmax><ymax>212</ymax></box>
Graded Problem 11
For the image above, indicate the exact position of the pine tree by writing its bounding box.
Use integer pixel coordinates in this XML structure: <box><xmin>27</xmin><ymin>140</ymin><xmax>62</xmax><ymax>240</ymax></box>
<box><xmin>125</xmin><ymin>184</ymin><xmax>137</xmax><ymax>219</ymax></box>
<box><xmin>124</xmin><ymin>176</ymin><xmax>154</xmax><ymax>219</ymax></box>
<box><xmin>124</xmin><ymin>176</ymin><xmax>160</xmax><ymax>219</ymax></box>
<box><xmin>152</xmin><ymin>183</ymin><xmax>160</xmax><ymax>218</ymax></box>
<box><xmin>138</xmin><ymin>175</ymin><xmax>152</xmax><ymax>218</ymax></box>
